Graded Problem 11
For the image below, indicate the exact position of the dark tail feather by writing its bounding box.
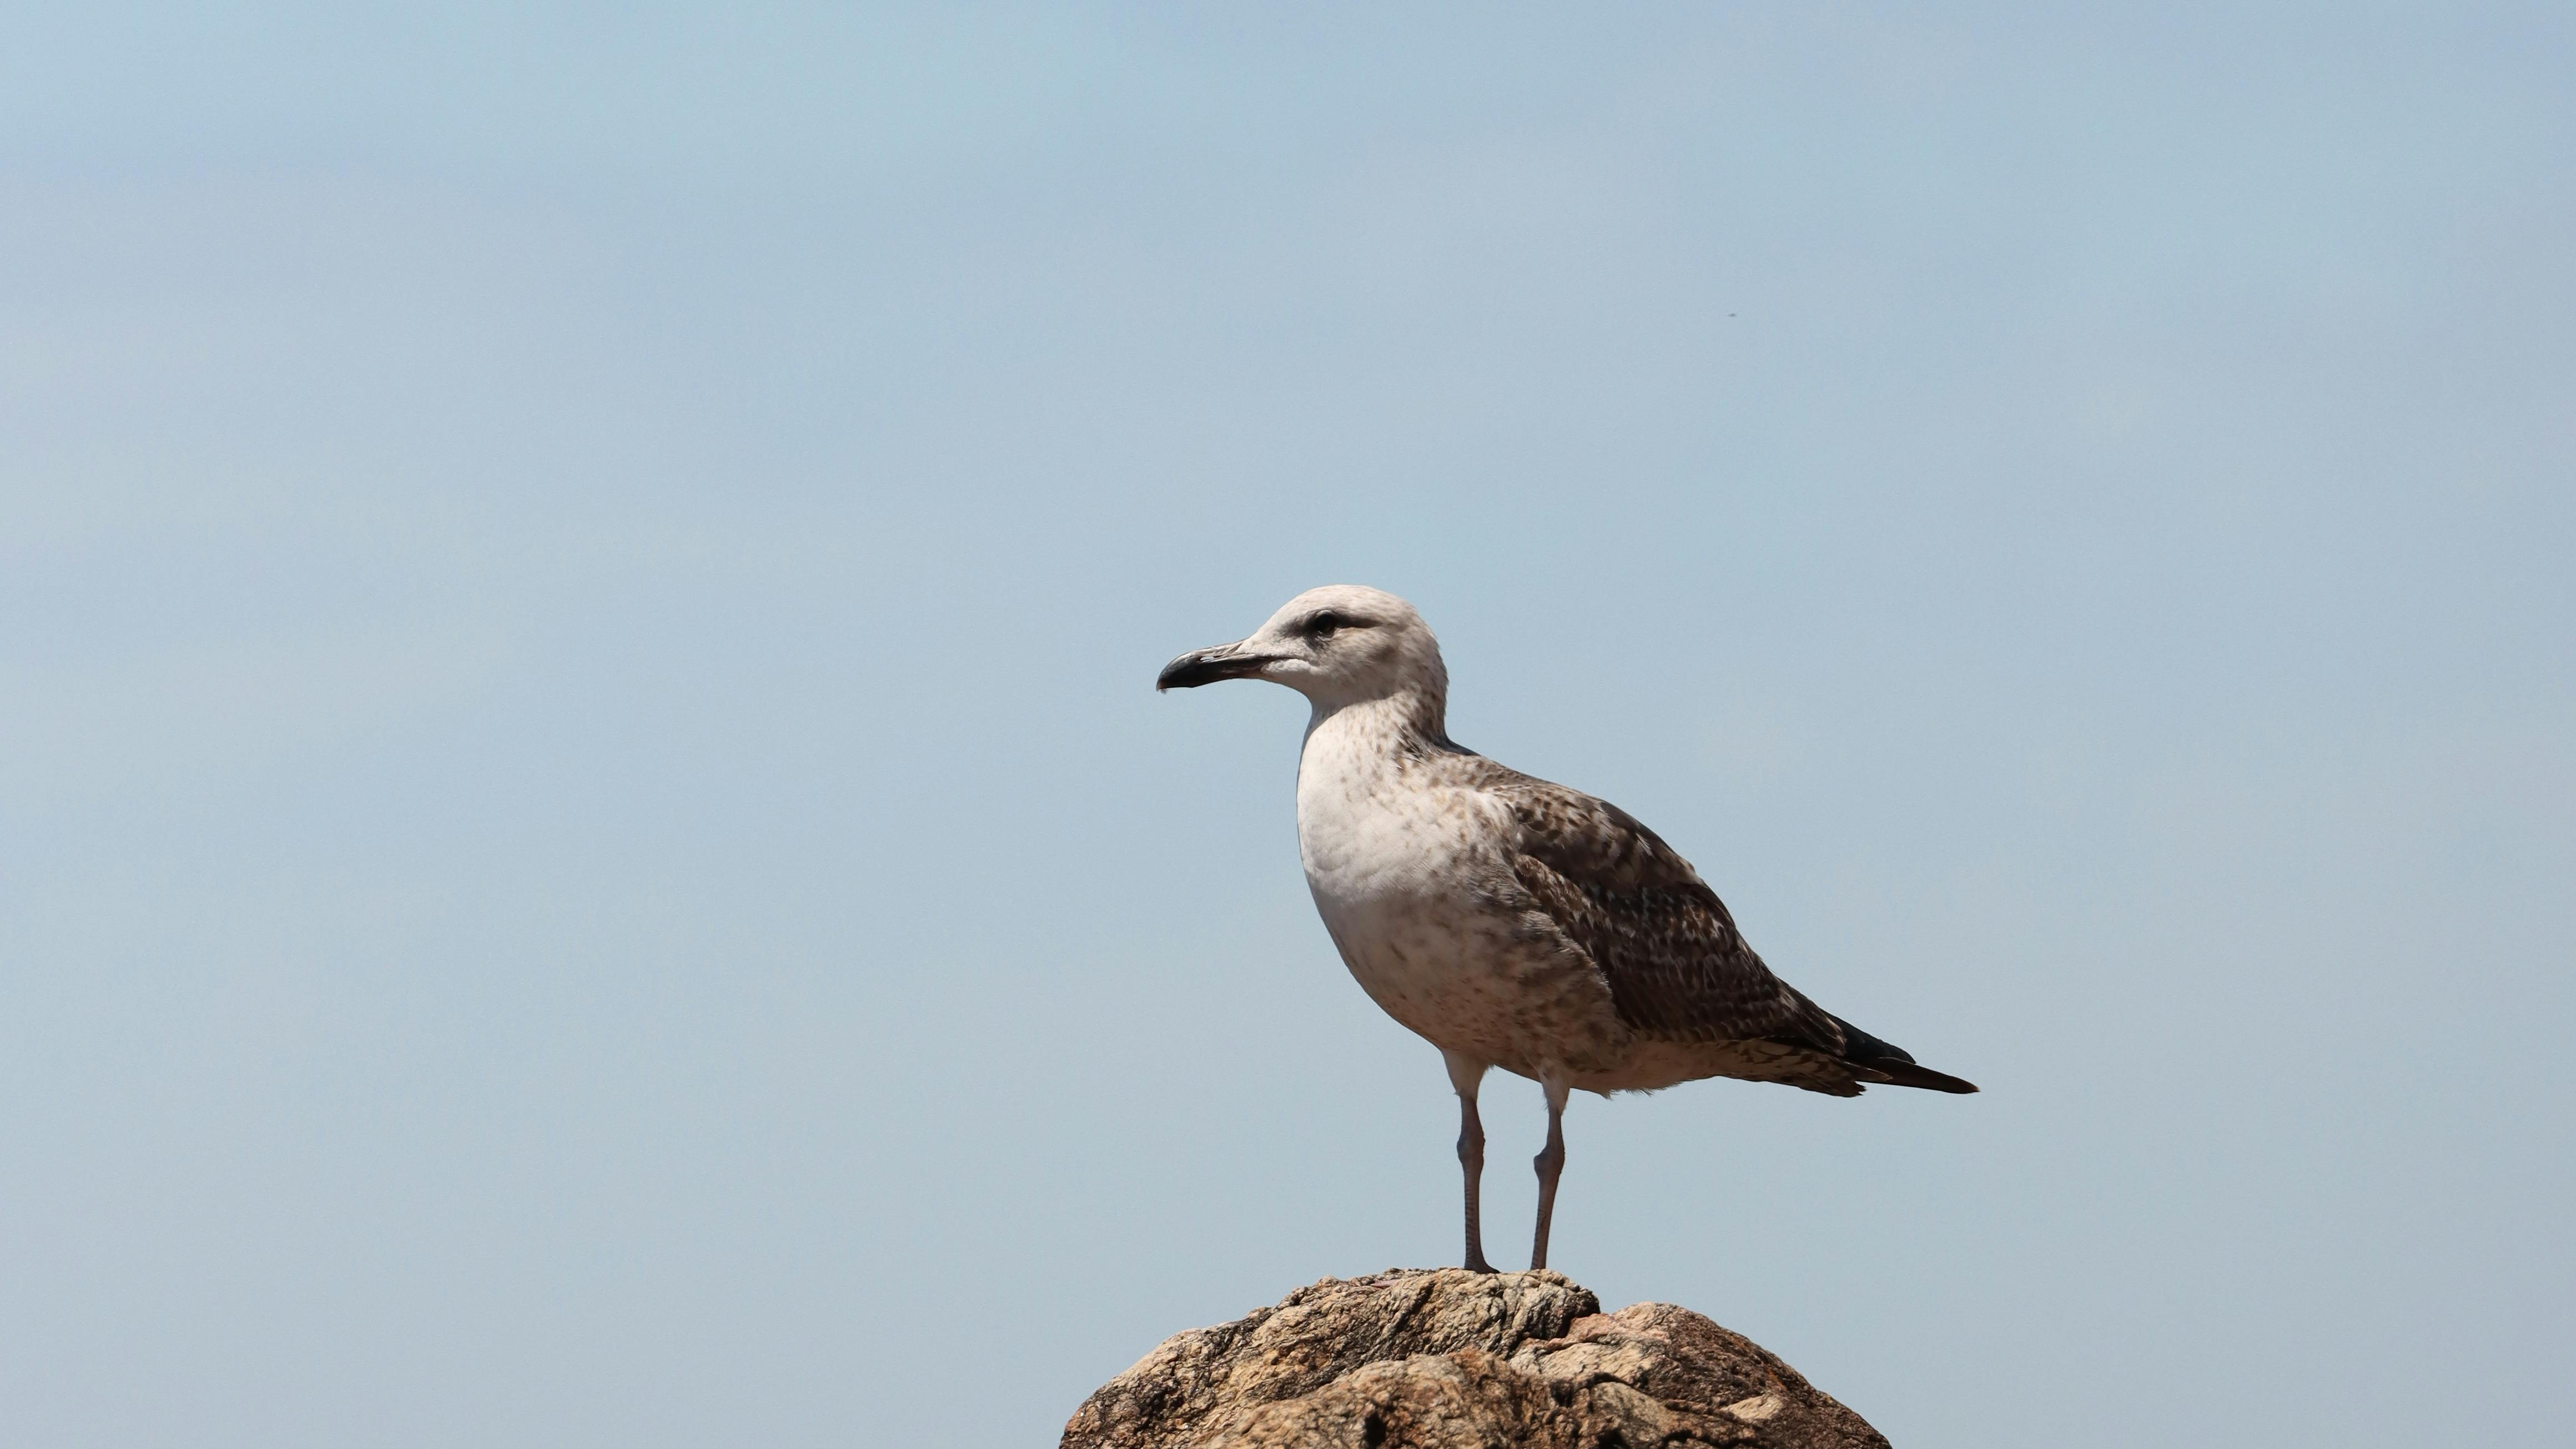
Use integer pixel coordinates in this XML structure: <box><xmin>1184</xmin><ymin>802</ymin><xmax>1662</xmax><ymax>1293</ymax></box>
<box><xmin>1832</xmin><ymin>1014</ymin><xmax>1981</xmax><ymax>1095</ymax></box>
<box><xmin>1859</xmin><ymin>1058</ymin><xmax>1980</xmax><ymax>1093</ymax></box>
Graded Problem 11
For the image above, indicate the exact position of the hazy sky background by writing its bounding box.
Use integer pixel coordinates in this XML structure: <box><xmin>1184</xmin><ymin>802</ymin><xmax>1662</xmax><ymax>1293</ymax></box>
<box><xmin>4</xmin><ymin>4</ymin><xmax>2570</xmax><ymax>1446</ymax></box>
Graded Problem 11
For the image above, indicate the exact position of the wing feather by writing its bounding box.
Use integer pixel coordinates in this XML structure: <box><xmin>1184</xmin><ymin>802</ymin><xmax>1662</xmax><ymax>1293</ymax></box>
<box><xmin>1470</xmin><ymin>763</ymin><xmax>1847</xmax><ymax>1055</ymax></box>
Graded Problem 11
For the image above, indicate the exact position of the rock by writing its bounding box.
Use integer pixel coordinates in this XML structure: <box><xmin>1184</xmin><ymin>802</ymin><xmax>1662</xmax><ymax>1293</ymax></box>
<box><xmin>1062</xmin><ymin>1269</ymin><xmax>1893</xmax><ymax>1449</ymax></box>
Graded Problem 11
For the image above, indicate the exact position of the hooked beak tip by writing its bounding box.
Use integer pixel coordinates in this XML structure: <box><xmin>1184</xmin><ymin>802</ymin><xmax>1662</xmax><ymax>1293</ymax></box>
<box><xmin>1156</xmin><ymin>645</ymin><xmax>1268</xmax><ymax>691</ymax></box>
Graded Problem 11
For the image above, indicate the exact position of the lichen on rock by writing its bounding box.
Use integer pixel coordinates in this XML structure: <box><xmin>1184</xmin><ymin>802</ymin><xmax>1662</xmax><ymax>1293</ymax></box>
<box><xmin>1062</xmin><ymin>1269</ymin><xmax>1892</xmax><ymax>1449</ymax></box>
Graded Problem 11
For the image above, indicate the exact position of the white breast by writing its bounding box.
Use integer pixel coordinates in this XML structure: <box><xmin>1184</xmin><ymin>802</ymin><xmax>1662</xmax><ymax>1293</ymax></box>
<box><xmin>1295</xmin><ymin>706</ymin><xmax>1522</xmax><ymax>1051</ymax></box>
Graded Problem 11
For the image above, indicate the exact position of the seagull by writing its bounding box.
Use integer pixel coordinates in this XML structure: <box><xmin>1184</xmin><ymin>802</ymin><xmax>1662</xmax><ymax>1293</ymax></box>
<box><xmin>1158</xmin><ymin>585</ymin><xmax>1976</xmax><ymax>1273</ymax></box>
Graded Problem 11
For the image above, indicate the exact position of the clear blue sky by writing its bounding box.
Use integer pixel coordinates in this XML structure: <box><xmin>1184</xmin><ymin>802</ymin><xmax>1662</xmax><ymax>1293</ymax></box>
<box><xmin>4</xmin><ymin>5</ymin><xmax>2569</xmax><ymax>1446</ymax></box>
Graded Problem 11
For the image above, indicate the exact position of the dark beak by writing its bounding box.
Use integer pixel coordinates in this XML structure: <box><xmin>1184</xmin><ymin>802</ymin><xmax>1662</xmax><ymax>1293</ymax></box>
<box><xmin>1156</xmin><ymin>642</ymin><xmax>1275</xmax><ymax>691</ymax></box>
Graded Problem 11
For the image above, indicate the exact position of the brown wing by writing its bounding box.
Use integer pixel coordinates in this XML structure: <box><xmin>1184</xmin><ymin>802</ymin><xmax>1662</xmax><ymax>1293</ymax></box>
<box><xmin>1475</xmin><ymin>766</ymin><xmax>1847</xmax><ymax>1056</ymax></box>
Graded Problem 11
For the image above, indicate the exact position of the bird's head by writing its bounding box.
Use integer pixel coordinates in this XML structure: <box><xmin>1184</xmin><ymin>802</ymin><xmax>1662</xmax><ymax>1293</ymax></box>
<box><xmin>1156</xmin><ymin>585</ymin><xmax>1448</xmax><ymax>715</ymax></box>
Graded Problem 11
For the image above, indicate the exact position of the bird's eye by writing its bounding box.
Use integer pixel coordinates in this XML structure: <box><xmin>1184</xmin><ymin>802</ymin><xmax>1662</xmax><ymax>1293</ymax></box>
<box><xmin>1306</xmin><ymin>612</ymin><xmax>1342</xmax><ymax>638</ymax></box>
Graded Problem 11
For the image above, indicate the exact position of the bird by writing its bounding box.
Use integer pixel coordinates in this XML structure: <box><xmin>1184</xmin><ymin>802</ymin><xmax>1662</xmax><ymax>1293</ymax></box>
<box><xmin>1156</xmin><ymin>584</ymin><xmax>1976</xmax><ymax>1273</ymax></box>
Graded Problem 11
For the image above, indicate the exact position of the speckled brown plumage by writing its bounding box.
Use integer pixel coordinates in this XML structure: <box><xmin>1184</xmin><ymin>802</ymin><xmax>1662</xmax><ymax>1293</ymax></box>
<box><xmin>1491</xmin><ymin>771</ymin><xmax>1842</xmax><ymax>1048</ymax></box>
<box><xmin>1380</xmin><ymin>742</ymin><xmax>1883</xmax><ymax>1096</ymax></box>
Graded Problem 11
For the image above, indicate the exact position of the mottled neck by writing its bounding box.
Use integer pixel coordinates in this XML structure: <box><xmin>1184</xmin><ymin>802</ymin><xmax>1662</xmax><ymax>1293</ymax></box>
<box><xmin>1304</xmin><ymin>689</ymin><xmax>1450</xmax><ymax>759</ymax></box>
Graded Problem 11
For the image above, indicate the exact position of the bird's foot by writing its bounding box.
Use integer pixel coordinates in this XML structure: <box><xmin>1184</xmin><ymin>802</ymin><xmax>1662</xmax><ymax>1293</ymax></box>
<box><xmin>1462</xmin><ymin>1252</ymin><xmax>1498</xmax><ymax>1275</ymax></box>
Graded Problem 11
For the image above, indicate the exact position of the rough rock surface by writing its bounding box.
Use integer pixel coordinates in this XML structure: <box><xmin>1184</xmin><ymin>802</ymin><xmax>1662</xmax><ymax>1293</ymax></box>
<box><xmin>1063</xmin><ymin>1269</ymin><xmax>1892</xmax><ymax>1449</ymax></box>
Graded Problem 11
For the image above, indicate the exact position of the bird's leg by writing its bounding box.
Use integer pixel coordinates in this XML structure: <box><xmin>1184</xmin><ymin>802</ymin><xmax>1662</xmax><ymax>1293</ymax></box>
<box><xmin>1443</xmin><ymin>1051</ymin><xmax>1496</xmax><ymax>1274</ymax></box>
<box><xmin>1528</xmin><ymin>1073</ymin><xmax>1572</xmax><ymax>1271</ymax></box>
